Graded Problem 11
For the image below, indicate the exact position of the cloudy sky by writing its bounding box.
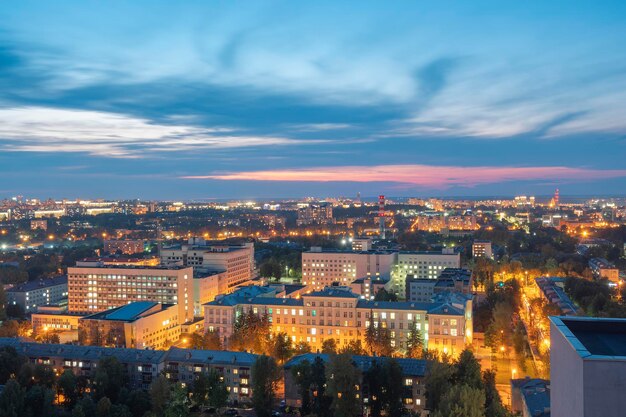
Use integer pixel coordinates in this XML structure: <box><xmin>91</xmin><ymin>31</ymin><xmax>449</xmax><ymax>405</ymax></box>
<box><xmin>1</xmin><ymin>1</ymin><xmax>625</xmax><ymax>199</ymax></box>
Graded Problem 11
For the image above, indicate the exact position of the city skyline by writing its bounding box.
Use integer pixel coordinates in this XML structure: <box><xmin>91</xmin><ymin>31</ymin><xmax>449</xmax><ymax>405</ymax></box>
<box><xmin>1</xmin><ymin>1</ymin><xmax>626</xmax><ymax>198</ymax></box>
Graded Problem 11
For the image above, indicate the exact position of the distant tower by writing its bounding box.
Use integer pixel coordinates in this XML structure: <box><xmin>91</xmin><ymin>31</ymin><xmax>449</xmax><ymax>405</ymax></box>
<box><xmin>379</xmin><ymin>195</ymin><xmax>386</xmax><ymax>240</ymax></box>
<box><xmin>554</xmin><ymin>188</ymin><xmax>560</xmax><ymax>208</ymax></box>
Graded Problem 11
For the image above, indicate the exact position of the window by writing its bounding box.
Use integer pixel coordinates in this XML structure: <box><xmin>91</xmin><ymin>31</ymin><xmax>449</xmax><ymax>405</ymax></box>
<box><xmin>405</xmin><ymin>378</ymin><xmax>413</xmax><ymax>386</ymax></box>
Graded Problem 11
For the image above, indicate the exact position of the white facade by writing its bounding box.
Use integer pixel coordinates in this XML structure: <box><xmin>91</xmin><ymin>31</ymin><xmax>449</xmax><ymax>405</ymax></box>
<box><xmin>390</xmin><ymin>251</ymin><xmax>461</xmax><ymax>298</ymax></box>
<box><xmin>67</xmin><ymin>265</ymin><xmax>194</xmax><ymax>323</ymax></box>
<box><xmin>302</xmin><ymin>249</ymin><xmax>396</xmax><ymax>291</ymax></box>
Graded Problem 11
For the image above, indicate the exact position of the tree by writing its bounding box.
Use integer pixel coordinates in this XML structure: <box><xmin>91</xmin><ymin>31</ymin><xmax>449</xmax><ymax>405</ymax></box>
<box><xmin>0</xmin><ymin>379</ymin><xmax>25</xmax><ymax>417</ymax></box>
<box><xmin>164</xmin><ymin>384</ymin><xmax>190</xmax><ymax>417</ymax></box>
<box><xmin>230</xmin><ymin>310</ymin><xmax>271</xmax><ymax>354</ymax></box>
<box><xmin>339</xmin><ymin>339</ymin><xmax>366</xmax><ymax>356</ymax></box>
<box><xmin>291</xmin><ymin>359</ymin><xmax>314</xmax><ymax>416</ymax></box>
<box><xmin>325</xmin><ymin>354</ymin><xmax>361</xmax><ymax>417</ymax></box>
<box><xmin>374</xmin><ymin>288</ymin><xmax>398</xmax><ymax>302</ymax></box>
<box><xmin>424</xmin><ymin>360</ymin><xmax>454</xmax><ymax>411</ymax></box>
<box><xmin>311</xmin><ymin>356</ymin><xmax>332</xmax><ymax>417</ymax></box>
<box><xmin>365</xmin><ymin>321</ymin><xmax>394</xmax><ymax>357</ymax></box>
<box><xmin>483</xmin><ymin>370</ymin><xmax>508</xmax><ymax>417</ymax></box>
<box><xmin>193</xmin><ymin>369</ymin><xmax>228</xmax><ymax>409</ymax></box>
<box><xmin>189</xmin><ymin>330</ymin><xmax>222</xmax><ymax>350</ymax></box>
<box><xmin>294</xmin><ymin>341</ymin><xmax>312</xmax><ymax>355</ymax></box>
<box><xmin>125</xmin><ymin>389</ymin><xmax>152</xmax><ymax>417</ymax></box>
<box><xmin>96</xmin><ymin>397</ymin><xmax>112</xmax><ymax>417</ymax></box>
<box><xmin>251</xmin><ymin>355</ymin><xmax>281</xmax><ymax>417</ymax></box>
<box><xmin>94</xmin><ymin>356</ymin><xmax>126</xmax><ymax>402</ymax></box>
<box><xmin>24</xmin><ymin>384</ymin><xmax>55</xmax><ymax>417</ymax></box>
<box><xmin>405</xmin><ymin>322</ymin><xmax>424</xmax><ymax>358</ymax></box>
<box><xmin>149</xmin><ymin>375</ymin><xmax>171</xmax><ymax>415</ymax></box>
<box><xmin>0</xmin><ymin>346</ymin><xmax>26</xmax><ymax>384</ymax></box>
<box><xmin>58</xmin><ymin>369</ymin><xmax>79</xmax><ymax>408</ymax></box>
<box><xmin>454</xmin><ymin>350</ymin><xmax>483</xmax><ymax>390</ymax></box>
<box><xmin>321</xmin><ymin>338</ymin><xmax>338</xmax><ymax>354</ymax></box>
<box><xmin>271</xmin><ymin>332</ymin><xmax>294</xmax><ymax>363</ymax></box>
<box><xmin>432</xmin><ymin>384</ymin><xmax>485</xmax><ymax>417</ymax></box>
<box><xmin>382</xmin><ymin>359</ymin><xmax>405</xmax><ymax>417</ymax></box>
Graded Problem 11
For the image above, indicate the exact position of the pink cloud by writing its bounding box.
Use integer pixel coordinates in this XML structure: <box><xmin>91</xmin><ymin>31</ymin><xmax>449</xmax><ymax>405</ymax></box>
<box><xmin>182</xmin><ymin>164</ymin><xmax>626</xmax><ymax>189</ymax></box>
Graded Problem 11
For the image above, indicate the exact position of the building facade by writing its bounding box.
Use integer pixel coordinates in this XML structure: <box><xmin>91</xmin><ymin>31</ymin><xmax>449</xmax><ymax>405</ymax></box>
<box><xmin>161</xmin><ymin>239</ymin><xmax>255</xmax><ymax>293</ymax></box>
<box><xmin>67</xmin><ymin>265</ymin><xmax>194</xmax><ymax>323</ymax></box>
<box><xmin>302</xmin><ymin>248</ymin><xmax>396</xmax><ymax>291</ymax></box>
<box><xmin>472</xmin><ymin>240</ymin><xmax>493</xmax><ymax>259</ymax></box>
<box><xmin>104</xmin><ymin>239</ymin><xmax>146</xmax><ymax>255</ymax></box>
<box><xmin>390</xmin><ymin>251</ymin><xmax>461</xmax><ymax>298</ymax></box>
<box><xmin>550</xmin><ymin>316</ymin><xmax>626</xmax><ymax>417</ymax></box>
<box><xmin>205</xmin><ymin>286</ymin><xmax>472</xmax><ymax>358</ymax></box>
<box><xmin>588</xmin><ymin>258</ymin><xmax>619</xmax><ymax>282</ymax></box>
<box><xmin>78</xmin><ymin>302</ymin><xmax>181</xmax><ymax>349</ymax></box>
<box><xmin>284</xmin><ymin>353</ymin><xmax>427</xmax><ymax>414</ymax></box>
<box><xmin>6</xmin><ymin>276</ymin><xmax>68</xmax><ymax>313</ymax></box>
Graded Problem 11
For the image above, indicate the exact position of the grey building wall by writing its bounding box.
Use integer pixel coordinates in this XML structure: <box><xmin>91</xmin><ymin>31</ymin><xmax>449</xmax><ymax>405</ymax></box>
<box><xmin>550</xmin><ymin>319</ymin><xmax>584</xmax><ymax>417</ymax></box>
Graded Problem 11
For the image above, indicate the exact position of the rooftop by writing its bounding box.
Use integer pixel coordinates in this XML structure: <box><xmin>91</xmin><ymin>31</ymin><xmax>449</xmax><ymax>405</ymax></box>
<box><xmin>7</xmin><ymin>275</ymin><xmax>67</xmax><ymax>292</ymax></box>
<box><xmin>551</xmin><ymin>316</ymin><xmax>626</xmax><ymax>358</ymax></box>
<box><xmin>284</xmin><ymin>353</ymin><xmax>427</xmax><ymax>377</ymax></box>
<box><xmin>69</xmin><ymin>264</ymin><xmax>192</xmax><ymax>271</ymax></box>
<box><xmin>165</xmin><ymin>346</ymin><xmax>257</xmax><ymax>366</ymax></box>
<box><xmin>81</xmin><ymin>302</ymin><xmax>173</xmax><ymax>322</ymax></box>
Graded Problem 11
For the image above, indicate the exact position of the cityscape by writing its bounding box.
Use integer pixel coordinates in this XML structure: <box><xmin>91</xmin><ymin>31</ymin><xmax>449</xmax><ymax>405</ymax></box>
<box><xmin>1</xmin><ymin>2</ymin><xmax>626</xmax><ymax>417</ymax></box>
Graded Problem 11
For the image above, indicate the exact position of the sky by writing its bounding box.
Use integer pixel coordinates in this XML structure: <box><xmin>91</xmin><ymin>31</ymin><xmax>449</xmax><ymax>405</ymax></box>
<box><xmin>1</xmin><ymin>0</ymin><xmax>626</xmax><ymax>200</ymax></box>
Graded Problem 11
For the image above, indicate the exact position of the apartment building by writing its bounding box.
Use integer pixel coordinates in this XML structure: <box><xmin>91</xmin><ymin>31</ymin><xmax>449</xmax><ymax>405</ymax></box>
<box><xmin>472</xmin><ymin>240</ymin><xmax>493</xmax><ymax>259</ymax></box>
<box><xmin>588</xmin><ymin>258</ymin><xmax>620</xmax><ymax>282</ymax></box>
<box><xmin>390</xmin><ymin>251</ymin><xmax>461</xmax><ymax>298</ymax></box>
<box><xmin>302</xmin><ymin>248</ymin><xmax>396</xmax><ymax>291</ymax></box>
<box><xmin>161</xmin><ymin>238</ymin><xmax>255</xmax><ymax>293</ymax></box>
<box><xmin>6</xmin><ymin>275</ymin><xmax>68</xmax><ymax>312</ymax></box>
<box><xmin>205</xmin><ymin>286</ymin><xmax>472</xmax><ymax>358</ymax></box>
<box><xmin>67</xmin><ymin>265</ymin><xmax>194</xmax><ymax>323</ymax></box>
<box><xmin>0</xmin><ymin>338</ymin><xmax>257</xmax><ymax>399</ymax></box>
<box><xmin>164</xmin><ymin>347</ymin><xmax>257</xmax><ymax>403</ymax></box>
<box><xmin>406</xmin><ymin>268</ymin><xmax>473</xmax><ymax>302</ymax></box>
<box><xmin>104</xmin><ymin>239</ymin><xmax>146</xmax><ymax>255</ymax></box>
<box><xmin>284</xmin><ymin>353</ymin><xmax>427</xmax><ymax>413</ymax></box>
<box><xmin>78</xmin><ymin>301</ymin><xmax>181</xmax><ymax>349</ymax></box>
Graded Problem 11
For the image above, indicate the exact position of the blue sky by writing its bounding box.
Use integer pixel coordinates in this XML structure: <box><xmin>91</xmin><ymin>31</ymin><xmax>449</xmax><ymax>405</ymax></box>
<box><xmin>1</xmin><ymin>1</ymin><xmax>625</xmax><ymax>199</ymax></box>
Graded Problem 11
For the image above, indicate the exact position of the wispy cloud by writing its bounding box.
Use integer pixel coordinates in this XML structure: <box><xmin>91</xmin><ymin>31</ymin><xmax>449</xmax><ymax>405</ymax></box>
<box><xmin>183</xmin><ymin>164</ymin><xmax>626</xmax><ymax>189</ymax></box>
<box><xmin>0</xmin><ymin>106</ymin><xmax>326</xmax><ymax>158</ymax></box>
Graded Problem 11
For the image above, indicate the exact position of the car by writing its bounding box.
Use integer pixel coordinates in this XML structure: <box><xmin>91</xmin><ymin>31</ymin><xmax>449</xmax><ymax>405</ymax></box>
<box><xmin>224</xmin><ymin>409</ymin><xmax>239</xmax><ymax>416</ymax></box>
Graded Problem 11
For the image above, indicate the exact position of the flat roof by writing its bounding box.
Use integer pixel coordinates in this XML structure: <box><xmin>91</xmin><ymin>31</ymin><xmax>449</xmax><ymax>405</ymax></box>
<box><xmin>82</xmin><ymin>301</ymin><xmax>172</xmax><ymax>322</ymax></box>
<box><xmin>69</xmin><ymin>264</ymin><xmax>191</xmax><ymax>271</ymax></box>
<box><xmin>551</xmin><ymin>316</ymin><xmax>626</xmax><ymax>358</ymax></box>
<box><xmin>7</xmin><ymin>276</ymin><xmax>67</xmax><ymax>292</ymax></box>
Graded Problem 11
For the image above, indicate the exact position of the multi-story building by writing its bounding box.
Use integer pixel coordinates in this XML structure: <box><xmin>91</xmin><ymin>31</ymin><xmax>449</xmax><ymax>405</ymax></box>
<box><xmin>161</xmin><ymin>238</ymin><xmax>255</xmax><ymax>293</ymax></box>
<box><xmin>0</xmin><ymin>338</ymin><xmax>257</xmax><ymax>398</ymax></box>
<box><xmin>350</xmin><ymin>276</ymin><xmax>389</xmax><ymax>300</ymax></box>
<box><xmin>296</xmin><ymin>203</ymin><xmax>333</xmax><ymax>226</ymax></box>
<box><xmin>588</xmin><ymin>258</ymin><xmax>620</xmax><ymax>282</ymax></box>
<box><xmin>406</xmin><ymin>269</ymin><xmax>473</xmax><ymax>303</ymax></box>
<box><xmin>30</xmin><ymin>219</ymin><xmax>47</xmax><ymax>230</ymax></box>
<box><xmin>284</xmin><ymin>353</ymin><xmax>427</xmax><ymax>413</ymax></box>
<box><xmin>78</xmin><ymin>301</ymin><xmax>181</xmax><ymax>349</ymax></box>
<box><xmin>192</xmin><ymin>270</ymin><xmax>226</xmax><ymax>316</ymax></box>
<box><xmin>550</xmin><ymin>316</ymin><xmax>626</xmax><ymax>417</ymax></box>
<box><xmin>6</xmin><ymin>276</ymin><xmax>68</xmax><ymax>313</ymax></box>
<box><xmin>67</xmin><ymin>265</ymin><xmax>194</xmax><ymax>323</ymax></box>
<box><xmin>472</xmin><ymin>240</ymin><xmax>493</xmax><ymax>259</ymax></box>
<box><xmin>511</xmin><ymin>378</ymin><xmax>550</xmax><ymax>417</ymax></box>
<box><xmin>390</xmin><ymin>250</ymin><xmax>461</xmax><ymax>298</ymax></box>
<box><xmin>351</xmin><ymin>237</ymin><xmax>373</xmax><ymax>252</ymax></box>
<box><xmin>164</xmin><ymin>347</ymin><xmax>257</xmax><ymax>403</ymax></box>
<box><xmin>205</xmin><ymin>286</ymin><xmax>472</xmax><ymax>358</ymax></box>
<box><xmin>302</xmin><ymin>248</ymin><xmax>396</xmax><ymax>291</ymax></box>
<box><xmin>104</xmin><ymin>239</ymin><xmax>146</xmax><ymax>255</ymax></box>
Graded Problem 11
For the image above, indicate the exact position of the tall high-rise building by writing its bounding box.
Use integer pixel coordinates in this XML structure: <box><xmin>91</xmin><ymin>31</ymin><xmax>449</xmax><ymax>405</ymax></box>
<box><xmin>67</xmin><ymin>265</ymin><xmax>194</xmax><ymax>323</ymax></box>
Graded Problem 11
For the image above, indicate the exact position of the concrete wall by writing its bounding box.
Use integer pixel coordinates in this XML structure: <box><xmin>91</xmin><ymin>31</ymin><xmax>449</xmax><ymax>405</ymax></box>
<box><xmin>583</xmin><ymin>359</ymin><xmax>626</xmax><ymax>416</ymax></box>
<box><xmin>550</xmin><ymin>320</ymin><xmax>584</xmax><ymax>417</ymax></box>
